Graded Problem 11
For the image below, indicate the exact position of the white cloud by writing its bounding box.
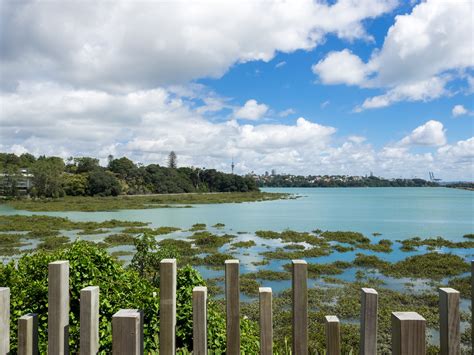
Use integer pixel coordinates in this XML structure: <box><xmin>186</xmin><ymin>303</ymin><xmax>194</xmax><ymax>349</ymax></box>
<box><xmin>279</xmin><ymin>108</ymin><xmax>296</xmax><ymax>117</ymax></box>
<box><xmin>313</xmin><ymin>0</ymin><xmax>474</xmax><ymax>109</ymax></box>
<box><xmin>357</xmin><ymin>76</ymin><xmax>448</xmax><ymax>110</ymax></box>
<box><xmin>312</xmin><ymin>49</ymin><xmax>372</xmax><ymax>86</ymax></box>
<box><xmin>0</xmin><ymin>0</ymin><xmax>398</xmax><ymax>90</ymax></box>
<box><xmin>275</xmin><ymin>61</ymin><xmax>286</xmax><ymax>69</ymax></box>
<box><xmin>2</xmin><ymin>83</ymin><xmax>473</xmax><ymax>179</ymax></box>
<box><xmin>320</xmin><ymin>100</ymin><xmax>330</xmax><ymax>109</ymax></box>
<box><xmin>234</xmin><ymin>100</ymin><xmax>269</xmax><ymax>120</ymax></box>
<box><xmin>452</xmin><ymin>105</ymin><xmax>468</xmax><ymax>117</ymax></box>
<box><xmin>437</xmin><ymin>137</ymin><xmax>474</xmax><ymax>161</ymax></box>
<box><xmin>399</xmin><ymin>120</ymin><xmax>446</xmax><ymax>147</ymax></box>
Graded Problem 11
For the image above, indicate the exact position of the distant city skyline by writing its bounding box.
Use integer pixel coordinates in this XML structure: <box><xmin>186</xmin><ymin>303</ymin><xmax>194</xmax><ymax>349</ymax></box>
<box><xmin>0</xmin><ymin>0</ymin><xmax>473</xmax><ymax>180</ymax></box>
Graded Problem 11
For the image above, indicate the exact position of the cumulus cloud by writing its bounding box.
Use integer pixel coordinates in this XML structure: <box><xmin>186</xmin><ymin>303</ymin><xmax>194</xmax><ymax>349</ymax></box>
<box><xmin>313</xmin><ymin>0</ymin><xmax>474</xmax><ymax>109</ymax></box>
<box><xmin>357</xmin><ymin>76</ymin><xmax>448</xmax><ymax>110</ymax></box>
<box><xmin>0</xmin><ymin>82</ymin><xmax>336</xmax><ymax>168</ymax></box>
<box><xmin>2</xmin><ymin>82</ymin><xmax>472</xmax><ymax>180</ymax></box>
<box><xmin>234</xmin><ymin>100</ymin><xmax>269</xmax><ymax>120</ymax></box>
<box><xmin>452</xmin><ymin>105</ymin><xmax>468</xmax><ymax>117</ymax></box>
<box><xmin>312</xmin><ymin>49</ymin><xmax>372</xmax><ymax>86</ymax></box>
<box><xmin>399</xmin><ymin>120</ymin><xmax>447</xmax><ymax>147</ymax></box>
<box><xmin>438</xmin><ymin>137</ymin><xmax>474</xmax><ymax>162</ymax></box>
<box><xmin>0</xmin><ymin>0</ymin><xmax>398</xmax><ymax>90</ymax></box>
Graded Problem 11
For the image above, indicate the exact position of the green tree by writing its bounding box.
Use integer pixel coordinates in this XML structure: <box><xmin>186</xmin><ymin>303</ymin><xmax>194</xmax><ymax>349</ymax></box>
<box><xmin>168</xmin><ymin>151</ymin><xmax>177</xmax><ymax>169</ymax></box>
<box><xmin>108</xmin><ymin>157</ymin><xmax>137</xmax><ymax>179</ymax></box>
<box><xmin>30</xmin><ymin>157</ymin><xmax>65</xmax><ymax>198</ymax></box>
<box><xmin>74</xmin><ymin>157</ymin><xmax>100</xmax><ymax>174</ymax></box>
<box><xmin>62</xmin><ymin>173</ymin><xmax>88</xmax><ymax>196</ymax></box>
<box><xmin>0</xmin><ymin>241</ymin><xmax>159</xmax><ymax>353</ymax></box>
<box><xmin>87</xmin><ymin>169</ymin><xmax>121</xmax><ymax>196</ymax></box>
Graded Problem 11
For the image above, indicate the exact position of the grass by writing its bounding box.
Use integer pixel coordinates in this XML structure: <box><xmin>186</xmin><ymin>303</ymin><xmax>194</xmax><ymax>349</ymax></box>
<box><xmin>354</xmin><ymin>252</ymin><xmax>470</xmax><ymax>280</ymax></box>
<box><xmin>189</xmin><ymin>232</ymin><xmax>235</xmax><ymax>251</ymax></box>
<box><xmin>260</xmin><ymin>246</ymin><xmax>331</xmax><ymax>259</ymax></box>
<box><xmin>4</xmin><ymin>192</ymin><xmax>289</xmax><ymax>212</ymax></box>
<box><xmin>189</xmin><ymin>223</ymin><xmax>207</xmax><ymax>231</ymax></box>
<box><xmin>243</xmin><ymin>270</ymin><xmax>291</xmax><ymax>280</ymax></box>
<box><xmin>38</xmin><ymin>236</ymin><xmax>70</xmax><ymax>250</ymax></box>
<box><xmin>104</xmin><ymin>234</ymin><xmax>137</xmax><ymax>246</ymax></box>
<box><xmin>0</xmin><ymin>215</ymin><xmax>147</xmax><ymax>234</ymax></box>
<box><xmin>320</xmin><ymin>231</ymin><xmax>370</xmax><ymax>244</ymax></box>
<box><xmin>155</xmin><ymin>226</ymin><xmax>181</xmax><ymax>235</ymax></box>
<box><xmin>230</xmin><ymin>240</ymin><xmax>256</xmax><ymax>248</ymax></box>
<box><xmin>398</xmin><ymin>236</ymin><xmax>474</xmax><ymax>251</ymax></box>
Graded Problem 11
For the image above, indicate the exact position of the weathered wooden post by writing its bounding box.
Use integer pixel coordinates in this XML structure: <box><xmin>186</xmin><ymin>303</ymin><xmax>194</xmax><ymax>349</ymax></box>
<box><xmin>80</xmin><ymin>286</ymin><xmax>99</xmax><ymax>355</ymax></box>
<box><xmin>471</xmin><ymin>260</ymin><xmax>473</xmax><ymax>349</ymax></box>
<box><xmin>391</xmin><ymin>312</ymin><xmax>426</xmax><ymax>355</ymax></box>
<box><xmin>0</xmin><ymin>287</ymin><xmax>10</xmax><ymax>355</ymax></box>
<box><xmin>439</xmin><ymin>288</ymin><xmax>460</xmax><ymax>355</ymax></box>
<box><xmin>112</xmin><ymin>309</ymin><xmax>143</xmax><ymax>355</ymax></box>
<box><xmin>325</xmin><ymin>316</ymin><xmax>341</xmax><ymax>355</ymax></box>
<box><xmin>360</xmin><ymin>288</ymin><xmax>378</xmax><ymax>355</ymax></box>
<box><xmin>292</xmin><ymin>260</ymin><xmax>308</xmax><ymax>355</ymax></box>
<box><xmin>160</xmin><ymin>258</ymin><xmax>177</xmax><ymax>355</ymax></box>
<box><xmin>48</xmin><ymin>260</ymin><xmax>70</xmax><ymax>355</ymax></box>
<box><xmin>193</xmin><ymin>286</ymin><xmax>207</xmax><ymax>355</ymax></box>
<box><xmin>225</xmin><ymin>259</ymin><xmax>240</xmax><ymax>355</ymax></box>
<box><xmin>18</xmin><ymin>313</ymin><xmax>38</xmax><ymax>355</ymax></box>
<box><xmin>259</xmin><ymin>287</ymin><xmax>273</xmax><ymax>355</ymax></box>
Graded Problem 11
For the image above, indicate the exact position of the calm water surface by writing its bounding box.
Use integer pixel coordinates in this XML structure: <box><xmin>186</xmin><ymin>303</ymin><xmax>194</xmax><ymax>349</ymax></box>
<box><xmin>1</xmin><ymin>187</ymin><xmax>472</xmax><ymax>240</ymax></box>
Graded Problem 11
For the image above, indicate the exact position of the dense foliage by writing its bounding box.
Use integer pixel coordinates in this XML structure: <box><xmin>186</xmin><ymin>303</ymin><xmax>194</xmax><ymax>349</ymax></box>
<box><xmin>0</xmin><ymin>153</ymin><xmax>258</xmax><ymax>198</ymax></box>
<box><xmin>0</xmin><ymin>240</ymin><xmax>260</xmax><ymax>354</ymax></box>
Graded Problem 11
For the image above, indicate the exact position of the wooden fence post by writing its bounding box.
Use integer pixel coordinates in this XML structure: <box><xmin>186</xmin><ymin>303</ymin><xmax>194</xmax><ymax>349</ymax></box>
<box><xmin>439</xmin><ymin>287</ymin><xmax>460</xmax><ymax>355</ymax></box>
<box><xmin>292</xmin><ymin>260</ymin><xmax>308</xmax><ymax>355</ymax></box>
<box><xmin>471</xmin><ymin>260</ymin><xmax>473</xmax><ymax>349</ymax></box>
<box><xmin>160</xmin><ymin>259</ymin><xmax>177</xmax><ymax>355</ymax></box>
<box><xmin>360</xmin><ymin>288</ymin><xmax>378</xmax><ymax>355</ymax></box>
<box><xmin>259</xmin><ymin>287</ymin><xmax>273</xmax><ymax>355</ymax></box>
<box><xmin>18</xmin><ymin>313</ymin><xmax>38</xmax><ymax>355</ymax></box>
<box><xmin>0</xmin><ymin>287</ymin><xmax>9</xmax><ymax>355</ymax></box>
<box><xmin>391</xmin><ymin>312</ymin><xmax>426</xmax><ymax>355</ymax></box>
<box><xmin>48</xmin><ymin>260</ymin><xmax>70</xmax><ymax>355</ymax></box>
<box><xmin>325</xmin><ymin>316</ymin><xmax>341</xmax><ymax>355</ymax></box>
<box><xmin>193</xmin><ymin>286</ymin><xmax>207</xmax><ymax>355</ymax></box>
<box><xmin>112</xmin><ymin>309</ymin><xmax>143</xmax><ymax>355</ymax></box>
<box><xmin>80</xmin><ymin>286</ymin><xmax>100</xmax><ymax>355</ymax></box>
<box><xmin>225</xmin><ymin>259</ymin><xmax>240</xmax><ymax>355</ymax></box>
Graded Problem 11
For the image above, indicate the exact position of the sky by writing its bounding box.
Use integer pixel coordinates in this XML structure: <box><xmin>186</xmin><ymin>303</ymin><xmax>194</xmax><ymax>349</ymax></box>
<box><xmin>0</xmin><ymin>0</ymin><xmax>473</xmax><ymax>181</ymax></box>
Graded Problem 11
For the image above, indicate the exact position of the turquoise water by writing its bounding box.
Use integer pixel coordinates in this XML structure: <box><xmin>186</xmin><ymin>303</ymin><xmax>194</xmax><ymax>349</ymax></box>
<box><xmin>2</xmin><ymin>187</ymin><xmax>472</xmax><ymax>344</ymax></box>
<box><xmin>1</xmin><ymin>187</ymin><xmax>472</xmax><ymax>240</ymax></box>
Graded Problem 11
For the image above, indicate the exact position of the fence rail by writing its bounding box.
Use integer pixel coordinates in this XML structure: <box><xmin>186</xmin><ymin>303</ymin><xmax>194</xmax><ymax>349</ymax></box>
<box><xmin>1</xmin><ymin>259</ymin><xmax>473</xmax><ymax>355</ymax></box>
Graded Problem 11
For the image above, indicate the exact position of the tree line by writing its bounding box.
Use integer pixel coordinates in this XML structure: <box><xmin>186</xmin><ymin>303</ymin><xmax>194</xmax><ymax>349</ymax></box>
<box><xmin>256</xmin><ymin>174</ymin><xmax>438</xmax><ymax>188</ymax></box>
<box><xmin>0</xmin><ymin>152</ymin><xmax>258</xmax><ymax>198</ymax></box>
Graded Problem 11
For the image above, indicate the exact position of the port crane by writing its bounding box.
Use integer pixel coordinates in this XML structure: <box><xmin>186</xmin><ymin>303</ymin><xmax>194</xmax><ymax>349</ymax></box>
<box><xmin>429</xmin><ymin>172</ymin><xmax>442</xmax><ymax>182</ymax></box>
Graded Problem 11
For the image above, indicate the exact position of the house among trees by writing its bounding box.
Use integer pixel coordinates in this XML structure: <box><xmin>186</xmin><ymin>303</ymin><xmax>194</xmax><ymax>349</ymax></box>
<box><xmin>0</xmin><ymin>168</ymin><xmax>34</xmax><ymax>196</ymax></box>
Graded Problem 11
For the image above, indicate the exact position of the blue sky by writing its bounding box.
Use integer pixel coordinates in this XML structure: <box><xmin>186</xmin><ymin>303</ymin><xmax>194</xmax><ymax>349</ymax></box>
<box><xmin>1</xmin><ymin>0</ymin><xmax>473</xmax><ymax>180</ymax></box>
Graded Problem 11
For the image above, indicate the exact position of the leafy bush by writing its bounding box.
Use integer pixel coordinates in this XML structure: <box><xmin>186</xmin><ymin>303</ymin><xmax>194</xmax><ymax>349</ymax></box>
<box><xmin>0</xmin><ymin>241</ymin><xmax>260</xmax><ymax>353</ymax></box>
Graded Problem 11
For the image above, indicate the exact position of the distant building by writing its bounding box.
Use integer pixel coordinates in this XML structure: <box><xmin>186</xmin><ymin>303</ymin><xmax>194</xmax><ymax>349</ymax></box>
<box><xmin>0</xmin><ymin>168</ymin><xmax>34</xmax><ymax>196</ymax></box>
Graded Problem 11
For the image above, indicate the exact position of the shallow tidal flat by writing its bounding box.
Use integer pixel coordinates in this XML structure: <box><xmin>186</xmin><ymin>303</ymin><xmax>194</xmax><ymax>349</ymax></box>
<box><xmin>0</xmin><ymin>187</ymin><xmax>473</xmax><ymax>351</ymax></box>
<box><xmin>2</xmin><ymin>191</ymin><xmax>290</xmax><ymax>212</ymax></box>
<box><xmin>0</xmin><ymin>214</ymin><xmax>473</xmax><ymax>349</ymax></box>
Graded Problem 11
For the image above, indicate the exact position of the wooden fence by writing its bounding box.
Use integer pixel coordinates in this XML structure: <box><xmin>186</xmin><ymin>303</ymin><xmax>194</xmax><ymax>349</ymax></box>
<box><xmin>1</xmin><ymin>259</ymin><xmax>473</xmax><ymax>355</ymax></box>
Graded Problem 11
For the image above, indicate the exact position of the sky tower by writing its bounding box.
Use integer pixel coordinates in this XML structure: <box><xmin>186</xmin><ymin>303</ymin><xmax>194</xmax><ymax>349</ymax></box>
<box><xmin>231</xmin><ymin>157</ymin><xmax>235</xmax><ymax>174</ymax></box>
